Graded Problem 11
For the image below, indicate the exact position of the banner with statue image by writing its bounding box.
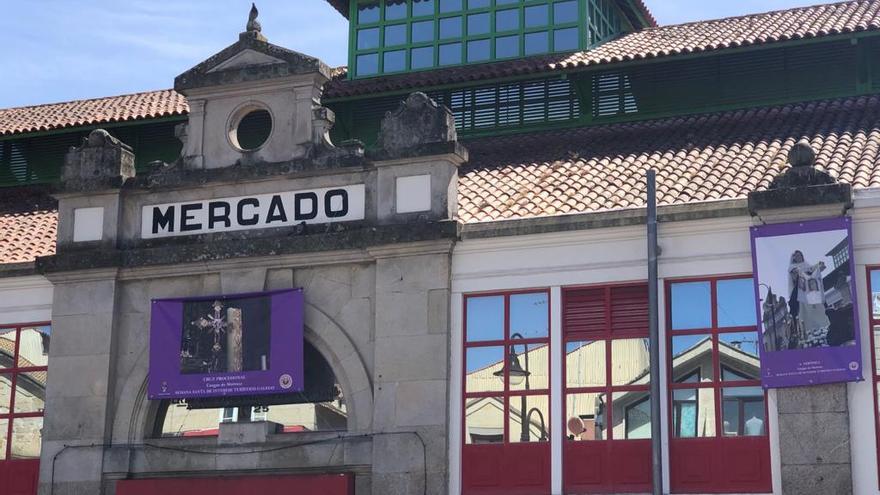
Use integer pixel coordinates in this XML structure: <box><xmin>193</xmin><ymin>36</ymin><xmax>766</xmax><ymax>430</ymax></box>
<box><xmin>750</xmin><ymin>217</ymin><xmax>862</xmax><ymax>388</ymax></box>
<box><xmin>148</xmin><ymin>288</ymin><xmax>304</xmax><ymax>399</ymax></box>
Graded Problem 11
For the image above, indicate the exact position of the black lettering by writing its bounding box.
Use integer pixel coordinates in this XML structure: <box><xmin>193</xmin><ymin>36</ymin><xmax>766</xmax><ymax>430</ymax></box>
<box><xmin>152</xmin><ymin>206</ymin><xmax>175</xmax><ymax>234</ymax></box>
<box><xmin>180</xmin><ymin>204</ymin><xmax>203</xmax><ymax>232</ymax></box>
<box><xmin>208</xmin><ymin>201</ymin><xmax>231</xmax><ymax>229</ymax></box>
<box><xmin>266</xmin><ymin>195</ymin><xmax>288</xmax><ymax>224</ymax></box>
<box><xmin>294</xmin><ymin>192</ymin><xmax>318</xmax><ymax>221</ymax></box>
<box><xmin>325</xmin><ymin>189</ymin><xmax>349</xmax><ymax>218</ymax></box>
<box><xmin>237</xmin><ymin>198</ymin><xmax>260</xmax><ymax>226</ymax></box>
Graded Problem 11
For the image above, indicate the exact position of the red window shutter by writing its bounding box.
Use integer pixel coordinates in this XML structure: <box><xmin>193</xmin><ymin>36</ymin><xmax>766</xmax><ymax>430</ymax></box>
<box><xmin>564</xmin><ymin>288</ymin><xmax>607</xmax><ymax>334</ymax></box>
<box><xmin>610</xmin><ymin>285</ymin><xmax>649</xmax><ymax>335</ymax></box>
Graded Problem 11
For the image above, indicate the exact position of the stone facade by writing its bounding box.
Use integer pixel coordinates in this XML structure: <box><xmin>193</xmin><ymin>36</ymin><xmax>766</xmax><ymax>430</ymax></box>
<box><xmin>36</xmin><ymin>20</ymin><xmax>463</xmax><ymax>495</ymax></box>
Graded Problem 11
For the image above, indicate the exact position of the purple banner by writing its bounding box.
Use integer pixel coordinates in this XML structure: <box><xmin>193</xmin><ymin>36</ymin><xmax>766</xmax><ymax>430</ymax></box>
<box><xmin>148</xmin><ymin>289</ymin><xmax>304</xmax><ymax>399</ymax></box>
<box><xmin>751</xmin><ymin>217</ymin><xmax>863</xmax><ymax>388</ymax></box>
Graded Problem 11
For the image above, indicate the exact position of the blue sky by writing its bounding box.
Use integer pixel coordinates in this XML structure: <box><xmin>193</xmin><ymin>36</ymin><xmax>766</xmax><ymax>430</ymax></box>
<box><xmin>0</xmin><ymin>0</ymin><xmax>836</xmax><ymax>109</ymax></box>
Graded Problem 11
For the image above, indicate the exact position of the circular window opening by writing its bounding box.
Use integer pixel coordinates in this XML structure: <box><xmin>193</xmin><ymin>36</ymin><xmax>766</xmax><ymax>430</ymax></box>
<box><xmin>232</xmin><ymin>108</ymin><xmax>272</xmax><ymax>151</ymax></box>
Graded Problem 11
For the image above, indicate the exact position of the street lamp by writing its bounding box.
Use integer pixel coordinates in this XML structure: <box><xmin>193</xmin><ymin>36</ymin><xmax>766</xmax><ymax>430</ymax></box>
<box><xmin>493</xmin><ymin>332</ymin><xmax>547</xmax><ymax>442</ymax></box>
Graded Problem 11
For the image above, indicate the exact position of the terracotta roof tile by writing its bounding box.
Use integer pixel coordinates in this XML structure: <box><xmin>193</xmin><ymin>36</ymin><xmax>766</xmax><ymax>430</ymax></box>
<box><xmin>325</xmin><ymin>0</ymin><xmax>880</xmax><ymax>98</ymax></box>
<box><xmin>458</xmin><ymin>94</ymin><xmax>880</xmax><ymax>223</ymax></box>
<box><xmin>0</xmin><ymin>89</ymin><xmax>188</xmax><ymax>137</ymax></box>
<box><xmin>0</xmin><ymin>190</ymin><xmax>57</xmax><ymax>264</ymax></box>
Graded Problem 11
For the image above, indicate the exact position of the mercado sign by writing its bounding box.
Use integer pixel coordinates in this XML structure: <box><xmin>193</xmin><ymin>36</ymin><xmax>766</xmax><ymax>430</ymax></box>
<box><xmin>148</xmin><ymin>289</ymin><xmax>304</xmax><ymax>399</ymax></box>
<box><xmin>750</xmin><ymin>217</ymin><xmax>863</xmax><ymax>388</ymax></box>
<box><xmin>141</xmin><ymin>184</ymin><xmax>366</xmax><ymax>239</ymax></box>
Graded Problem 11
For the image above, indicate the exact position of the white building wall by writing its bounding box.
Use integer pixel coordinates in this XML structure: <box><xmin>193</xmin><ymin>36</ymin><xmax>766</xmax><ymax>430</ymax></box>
<box><xmin>449</xmin><ymin>193</ymin><xmax>880</xmax><ymax>494</ymax></box>
<box><xmin>0</xmin><ymin>275</ymin><xmax>53</xmax><ymax>326</ymax></box>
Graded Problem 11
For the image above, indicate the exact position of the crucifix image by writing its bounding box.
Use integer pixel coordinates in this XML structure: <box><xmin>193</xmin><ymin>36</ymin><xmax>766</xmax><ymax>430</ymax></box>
<box><xmin>189</xmin><ymin>300</ymin><xmax>244</xmax><ymax>373</ymax></box>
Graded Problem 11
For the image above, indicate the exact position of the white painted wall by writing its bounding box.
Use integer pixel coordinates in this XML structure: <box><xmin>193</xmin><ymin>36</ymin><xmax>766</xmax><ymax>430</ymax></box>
<box><xmin>449</xmin><ymin>193</ymin><xmax>880</xmax><ymax>494</ymax></box>
<box><xmin>0</xmin><ymin>275</ymin><xmax>54</xmax><ymax>326</ymax></box>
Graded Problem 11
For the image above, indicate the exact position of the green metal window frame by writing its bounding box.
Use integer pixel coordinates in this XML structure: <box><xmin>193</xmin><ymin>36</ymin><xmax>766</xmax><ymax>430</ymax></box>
<box><xmin>349</xmin><ymin>0</ymin><xmax>626</xmax><ymax>78</ymax></box>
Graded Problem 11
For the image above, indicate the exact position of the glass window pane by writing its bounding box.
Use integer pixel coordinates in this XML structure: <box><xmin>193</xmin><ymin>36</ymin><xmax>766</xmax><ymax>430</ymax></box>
<box><xmin>722</xmin><ymin>387</ymin><xmax>765</xmax><ymax>436</ymax></box>
<box><xmin>468</xmin><ymin>12</ymin><xmax>490</xmax><ymax>35</ymax></box>
<box><xmin>466</xmin><ymin>295</ymin><xmax>504</xmax><ymax>342</ymax></box>
<box><xmin>611</xmin><ymin>338</ymin><xmax>650</xmax><ymax>386</ymax></box>
<box><xmin>510</xmin><ymin>292</ymin><xmax>549</xmax><ymax>339</ymax></box>
<box><xmin>0</xmin><ymin>418</ymin><xmax>7</xmax><ymax>460</ymax></box>
<box><xmin>14</xmin><ymin>371</ymin><xmax>46</xmax><ymax>414</ymax></box>
<box><xmin>554</xmin><ymin>0</ymin><xmax>578</xmax><ymax>23</ymax></box>
<box><xmin>0</xmin><ymin>328</ymin><xmax>16</xmax><ymax>370</ymax></box>
<box><xmin>525</xmin><ymin>4</ymin><xmax>549</xmax><ymax>27</ymax></box>
<box><xmin>497</xmin><ymin>0</ymin><xmax>517</xmax><ymax>4</ymax></box>
<box><xmin>0</xmin><ymin>373</ymin><xmax>10</xmax><ymax>414</ymax></box>
<box><xmin>496</xmin><ymin>8</ymin><xmax>520</xmax><ymax>32</ymax></box>
<box><xmin>412</xmin><ymin>20</ymin><xmax>435</xmax><ymax>43</ymax></box>
<box><xmin>356</xmin><ymin>53</ymin><xmax>379</xmax><ymax>76</ymax></box>
<box><xmin>718</xmin><ymin>278</ymin><xmax>757</xmax><ymax>327</ymax></box>
<box><xmin>566</xmin><ymin>392</ymin><xmax>607</xmax><ymax>441</ymax></box>
<box><xmin>411</xmin><ymin>46</ymin><xmax>434</xmax><ymax>69</ymax></box>
<box><xmin>614</xmin><ymin>392</ymin><xmax>651</xmax><ymax>439</ymax></box>
<box><xmin>524</xmin><ymin>31</ymin><xmax>549</xmax><ymax>55</ymax></box>
<box><xmin>673</xmin><ymin>388</ymin><xmax>716</xmax><ymax>438</ymax></box>
<box><xmin>386</xmin><ymin>0</ymin><xmax>407</xmax><ymax>20</ymax></box>
<box><xmin>871</xmin><ymin>270</ymin><xmax>880</xmax><ymax>318</ymax></box>
<box><xmin>466</xmin><ymin>346</ymin><xmax>505</xmax><ymax>393</ymax></box>
<box><xmin>565</xmin><ymin>340</ymin><xmax>605</xmax><ymax>388</ymax></box>
<box><xmin>671</xmin><ymin>281</ymin><xmax>712</xmax><ymax>330</ymax></box>
<box><xmin>468</xmin><ymin>0</ymin><xmax>490</xmax><ymax>8</ymax></box>
<box><xmin>508</xmin><ymin>394</ymin><xmax>550</xmax><ymax>443</ymax></box>
<box><xmin>383</xmin><ymin>50</ymin><xmax>406</xmax><ymax>72</ymax></box>
<box><xmin>495</xmin><ymin>36</ymin><xmax>519</xmax><ymax>58</ymax></box>
<box><xmin>509</xmin><ymin>343</ymin><xmax>548</xmax><ymax>391</ymax></box>
<box><xmin>358</xmin><ymin>2</ymin><xmax>380</xmax><ymax>24</ymax></box>
<box><xmin>17</xmin><ymin>326</ymin><xmax>49</xmax><ymax>368</ymax></box>
<box><xmin>554</xmin><ymin>27</ymin><xmax>579</xmax><ymax>51</ymax></box>
<box><xmin>439</xmin><ymin>16</ymin><xmax>462</xmax><ymax>39</ymax></box>
<box><xmin>11</xmin><ymin>417</ymin><xmax>42</xmax><ymax>459</ymax></box>
<box><xmin>262</xmin><ymin>400</ymin><xmax>348</xmax><ymax>433</ymax></box>
<box><xmin>440</xmin><ymin>0</ymin><xmax>462</xmax><ymax>13</ymax></box>
<box><xmin>413</xmin><ymin>0</ymin><xmax>435</xmax><ymax>16</ymax></box>
<box><xmin>384</xmin><ymin>24</ymin><xmax>407</xmax><ymax>46</ymax></box>
<box><xmin>672</xmin><ymin>335</ymin><xmax>714</xmax><ymax>382</ymax></box>
<box><xmin>719</xmin><ymin>332</ymin><xmax>760</xmax><ymax>381</ymax></box>
<box><xmin>465</xmin><ymin>396</ymin><xmax>504</xmax><ymax>444</ymax></box>
<box><xmin>467</xmin><ymin>39</ymin><xmax>490</xmax><ymax>62</ymax></box>
<box><xmin>439</xmin><ymin>42</ymin><xmax>462</xmax><ymax>65</ymax></box>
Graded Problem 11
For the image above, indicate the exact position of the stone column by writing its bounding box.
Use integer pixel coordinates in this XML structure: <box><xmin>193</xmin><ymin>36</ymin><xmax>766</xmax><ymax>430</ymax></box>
<box><xmin>37</xmin><ymin>129</ymin><xmax>135</xmax><ymax>495</ymax></box>
<box><xmin>748</xmin><ymin>140</ymin><xmax>855</xmax><ymax>495</ymax></box>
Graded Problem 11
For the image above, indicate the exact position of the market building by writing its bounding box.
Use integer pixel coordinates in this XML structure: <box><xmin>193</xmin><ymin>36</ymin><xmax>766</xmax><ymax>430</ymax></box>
<box><xmin>1</xmin><ymin>1</ymin><xmax>880</xmax><ymax>494</ymax></box>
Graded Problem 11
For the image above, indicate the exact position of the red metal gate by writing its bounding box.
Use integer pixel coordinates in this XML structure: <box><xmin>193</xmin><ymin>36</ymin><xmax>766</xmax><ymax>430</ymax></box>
<box><xmin>116</xmin><ymin>473</ymin><xmax>354</xmax><ymax>495</ymax></box>
<box><xmin>0</xmin><ymin>460</ymin><xmax>39</xmax><ymax>495</ymax></box>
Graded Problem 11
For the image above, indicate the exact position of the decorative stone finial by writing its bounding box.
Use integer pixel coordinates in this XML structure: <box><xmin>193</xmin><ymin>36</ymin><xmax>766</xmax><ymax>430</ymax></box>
<box><xmin>375</xmin><ymin>92</ymin><xmax>457</xmax><ymax>159</ymax></box>
<box><xmin>788</xmin><ymin>139</ymin><xmax>816</xmax><ymax>168</ymax></box>
<box><xmin>246</xmin><ymin>3</ymin><xmax>262</xmax><ymax>33</ymax></box>
<box><xmin>61</xmin><ymin>129</ymin><xmax>136</xmax><ymax>191</ymax></box>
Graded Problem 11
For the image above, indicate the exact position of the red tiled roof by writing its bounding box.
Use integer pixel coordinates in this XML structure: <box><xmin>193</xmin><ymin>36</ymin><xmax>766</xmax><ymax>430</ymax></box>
<box><xmin>0</xmin><ymin>191</ymin><xmax>57</xmax><ymax>264</ymax></box>
<box><xmin>325</xmin><ymin>0</ymin><xmax>880</xmax><ymax>98</ymax></box>
<box><xmin>0</xmin><ymin>89</ymin><xmax>188</xmax><ymax>137</ymax></box>
<box><xmin>458</xmin><ymin>94</ymin><xmax>880</xmax><ymax>223</ymax></box>
<box><xmin>3</xmin><ymin>94</ymin><xmax>879</xmax><ymax>264</ymax></box>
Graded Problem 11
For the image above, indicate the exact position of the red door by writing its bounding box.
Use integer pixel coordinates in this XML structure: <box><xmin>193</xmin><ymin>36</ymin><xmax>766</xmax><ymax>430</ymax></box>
<box><xmin>117</xmin><ymin>474</ymin><xmax>354</xmax><ymax>495</ymax></box>
<box><xmin>0</xmin><ymin>460</ymin><xmax>39</xmax><ymax>495</ymax></box>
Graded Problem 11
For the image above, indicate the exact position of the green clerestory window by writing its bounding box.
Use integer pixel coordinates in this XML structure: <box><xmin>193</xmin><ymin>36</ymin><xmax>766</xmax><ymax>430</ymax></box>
<box><xmin>350</xmin><ymin>0</ymin><xmax>625</xmax><ymax>78</ymax></box>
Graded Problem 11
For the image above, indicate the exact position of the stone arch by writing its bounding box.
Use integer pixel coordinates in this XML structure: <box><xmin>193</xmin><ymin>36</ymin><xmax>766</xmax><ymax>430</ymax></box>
<box><xmin>127</xmin><ymin>301</ymin><xmax>373</xmax><ymax>442</ymax></box>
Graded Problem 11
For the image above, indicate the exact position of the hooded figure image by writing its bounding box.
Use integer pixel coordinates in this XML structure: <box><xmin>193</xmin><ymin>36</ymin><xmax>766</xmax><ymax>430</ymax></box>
<box><xmin>787</xmin><ymin>250</ymin><xmax>831</xmax><ymax>343</ymax></box>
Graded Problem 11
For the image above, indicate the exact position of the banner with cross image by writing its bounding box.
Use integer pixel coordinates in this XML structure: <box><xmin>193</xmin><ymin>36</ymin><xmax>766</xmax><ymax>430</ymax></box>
<box><xmin>148</xmin><ymin>289</ymin><xmax>304</xmax><ymax>399</ymax></box>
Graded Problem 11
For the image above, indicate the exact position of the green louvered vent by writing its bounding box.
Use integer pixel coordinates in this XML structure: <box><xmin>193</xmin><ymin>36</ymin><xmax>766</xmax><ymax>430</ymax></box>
<box><xmin>0</xmin><ymin>121</ymin><xmax>184</xmax><ymax>188</ymax></box>
<box><xmin>592</xmin><ymin>40</ymin><xmax>861</xmax><ymax>120</ymax></box>
<box><xmin>330</xmin><ymin>77</ymin><xmax>580</xmax><ymax>146</ymax></box>
<box><xmin>872</xmin><ymin>38</ymin><xmax>880</xmax><ymax>90</ymax></box>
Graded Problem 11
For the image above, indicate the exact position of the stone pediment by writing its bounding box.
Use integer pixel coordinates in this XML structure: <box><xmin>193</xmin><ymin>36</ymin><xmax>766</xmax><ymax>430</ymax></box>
<box><xmin>174</xmin><ymin>31</ymin><xmax>330</xmax><ymax>92</ymax></box>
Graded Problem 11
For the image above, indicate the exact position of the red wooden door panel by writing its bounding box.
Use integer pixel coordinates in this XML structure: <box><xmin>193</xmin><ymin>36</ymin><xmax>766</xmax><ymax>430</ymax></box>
<box><xmin>0</xmin><ymin>460</ymin><xmax>40</xmax><ymax>495</ymax></box>
<box><xmin>117</xmin><ymin>473</ymin><xmax>354</xmax><ymax>495</ymax></box>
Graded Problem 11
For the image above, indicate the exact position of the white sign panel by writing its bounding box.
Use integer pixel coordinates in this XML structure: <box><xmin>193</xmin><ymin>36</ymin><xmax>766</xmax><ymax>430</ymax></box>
<box><xmin>142</xmin><ymin>184</ymin><xmax>366</xmax><ymax>239</ymax></box>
